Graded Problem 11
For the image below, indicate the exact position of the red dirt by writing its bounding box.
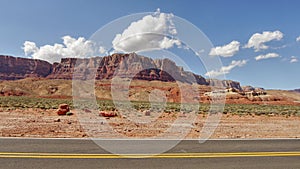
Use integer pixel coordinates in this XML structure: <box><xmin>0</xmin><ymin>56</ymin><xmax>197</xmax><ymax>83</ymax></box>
<box><xmin>1</xmin><ymin>108</ymin><xmax>299</xmax><ymax>139</ymax></box>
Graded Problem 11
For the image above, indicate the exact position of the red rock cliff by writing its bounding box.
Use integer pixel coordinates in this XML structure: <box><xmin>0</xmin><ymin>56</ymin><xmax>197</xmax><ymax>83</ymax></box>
<box><xmin>0</xmin><ymin>55</ymin><xmax>52</xmax><ymax>80</ymax></box>
<box><xmin>0</xmin><ymin>54</ymin><xmax>242</xmax><ymax>90</ymax></box>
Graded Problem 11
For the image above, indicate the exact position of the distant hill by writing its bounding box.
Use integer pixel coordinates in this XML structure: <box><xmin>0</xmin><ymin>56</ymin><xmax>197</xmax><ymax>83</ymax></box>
<box><xmin>294</xmin><ymin>89</ymin><xmax>300</xmax><ymax>93</ymax></box>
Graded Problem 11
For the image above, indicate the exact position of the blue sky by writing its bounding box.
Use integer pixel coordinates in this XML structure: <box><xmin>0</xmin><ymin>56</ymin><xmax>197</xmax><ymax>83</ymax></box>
<box><xmin>0</xmin><ymin>0</ymin><xmax>299</xmax><ymax>89</ymax></box>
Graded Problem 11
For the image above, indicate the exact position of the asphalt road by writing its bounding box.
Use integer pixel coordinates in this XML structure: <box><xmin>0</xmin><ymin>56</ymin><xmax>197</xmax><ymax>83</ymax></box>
<box><xmin>0</xmin><ymin>138</ymin><xmax>299</xmax><ymax>169</ymax></box>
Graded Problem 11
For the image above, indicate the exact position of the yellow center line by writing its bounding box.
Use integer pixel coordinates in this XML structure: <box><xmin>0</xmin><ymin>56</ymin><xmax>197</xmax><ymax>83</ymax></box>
<box><xmin>0</xmin><ymin>152</ymin><xmax>300</xmax><ymax>158</ymax></box>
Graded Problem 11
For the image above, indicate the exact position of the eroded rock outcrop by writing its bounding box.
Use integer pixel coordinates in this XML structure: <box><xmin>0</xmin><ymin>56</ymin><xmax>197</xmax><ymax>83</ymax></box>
<box><xmin>207</xmin><ymin>79</ymin><xmax>242</xmax><ymax>91</ymax></box>
<box><xmin>48</xmin><ymin>53</ymin><xmax>209</xmax><ymax>85</ymax></box>
<box><xmin>0</xmin><ymin>55</ymin><xmax>52</xmax><ymax>80</ymax></box>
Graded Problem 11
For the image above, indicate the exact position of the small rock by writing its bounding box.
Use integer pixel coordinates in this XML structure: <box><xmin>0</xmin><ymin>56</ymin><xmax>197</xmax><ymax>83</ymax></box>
<box><xmin>144</xmin><ymin>110</ymin><xmax>151</xmax><ymax>116</ymax></box>
<box><xmin>83</xmin><ymin>109</ymin><xmax>92</xmax><ymax>113</ymax></box>
<box><xmin>125</xmin><ymin>129</ymin><xmax>132</xmax><ymax>132</ymax></box>
<box><xmin>56</xmin><ymin>104</ymin><xmax>70</xmax><ymax>115</ymax></box>
<box><xmin>54</xmin><ymin>119</ymin><xmax>61</xmax><ymax>122</ymax></box>
<box><xmin>99</xmin><ymin>111</ymin><xmax>117</xmax><ymax>117</ymax></box>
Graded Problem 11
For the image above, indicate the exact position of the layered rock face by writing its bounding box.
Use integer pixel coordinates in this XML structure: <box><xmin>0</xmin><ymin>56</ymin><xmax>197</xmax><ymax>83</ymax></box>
<box><xmin>0</xmin><ymin>53</ymin><xmax>242</xmax><ymax>90</ymax></box>
<box><xmin>47</xmin><ymin>53</ymin><xmax>209</xmax><ymax>85</ymax></box>
<box><xmin>207</xmin><ymin>79</ymin><xmax>242</xmax><ymax>91</ymax></box>
<box><xmin>0</xmin><ymin>55</ymin><xmax>52</xmax><ymax>80</ymax></box>
<box><xmin>47</xmin><ymin>57</ymin><xmax>102</xmax><ymax>80</ymax></box>
<box><xmin>95</xmin><ymin>53</ymin><xmax>208</xmax><ymax>84</ymax></box>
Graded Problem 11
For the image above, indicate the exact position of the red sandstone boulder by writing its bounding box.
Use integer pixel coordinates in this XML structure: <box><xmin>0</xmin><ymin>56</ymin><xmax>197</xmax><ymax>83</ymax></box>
<box><xmin>99</xmin><ymin>111</ymin><xmax>118</xmax><ymax>117</ymax></box>
<box><xmin>56</xmin><ymin>104</ymin><xmax>70</xmax><ymax>115</ymax></box>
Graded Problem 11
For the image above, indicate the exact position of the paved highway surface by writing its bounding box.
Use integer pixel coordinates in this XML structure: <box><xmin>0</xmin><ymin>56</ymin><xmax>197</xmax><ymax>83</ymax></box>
<box><xmin>0</xmin><ymin>138</ymin><xmax>299</xmax><ymax>169</ymax></box>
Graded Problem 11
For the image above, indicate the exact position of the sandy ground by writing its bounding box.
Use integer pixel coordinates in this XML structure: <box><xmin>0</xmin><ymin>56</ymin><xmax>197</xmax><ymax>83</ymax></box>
<box><xmin>0</xmin><ymin>108</ymin><xmax>300</xmax><ymax>139</ymax></box>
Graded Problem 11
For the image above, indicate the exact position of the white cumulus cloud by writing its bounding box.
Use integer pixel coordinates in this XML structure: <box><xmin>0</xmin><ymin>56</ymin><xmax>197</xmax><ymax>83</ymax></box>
<box><xmin>23</xmin><ymin>41</ymin><xmax>39</xmax><ymax>56</ymax></box>
<box><xmin>99</xmin><ymin>46</ymin><xmax>107</xmax><ymax>54</ymax></box>
<box><xmin>296</xmin><ymin>36</ymin><xmax>300</xmax><ymax>42</ymax></box>
<box><xmin>205</xmin><ymin>60</ymin><xmax>247</xmax><ymax>77</ymax></box>
<box><xmin>245</xmin><ymin>30</ymin><xmax>283</xmax><ymax>52</ymax></box>
<box><xmin>209</xmin><ymin>41</ymin><xmax>240</xmax><ymax>57</ymax></box>
<box><xmin>112</xmin><ymin>9</ymin><xmax>181</xmax><ymax>53</ymax></box>
<box><xmin>23</xmin><ymin>36</ymin><xmax>100</xmax><ymax>63</ymax></box>
<box><xmin>255</xmin><ymin>53</ymin><xmax>279</xmax><ymax>61</ymax></box>
<box><xmin>290</xmin><ymin>56</ymin><xmax>298</xmax><ymax>63</ymax></box>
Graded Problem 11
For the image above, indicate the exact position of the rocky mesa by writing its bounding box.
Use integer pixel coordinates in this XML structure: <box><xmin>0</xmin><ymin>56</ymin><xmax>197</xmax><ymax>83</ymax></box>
<box><xmin>0</xmin><ymin>55</ymin><xmax>52</xmax><ymax>80</ymax></box>
<box><xmin>0</xmin><ymin>53</ymin><xmax>241</xmax><ymax>90</ymax></box>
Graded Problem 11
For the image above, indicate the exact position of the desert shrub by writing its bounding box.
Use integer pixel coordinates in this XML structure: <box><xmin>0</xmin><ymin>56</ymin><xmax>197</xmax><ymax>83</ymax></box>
<box><xmin>0</xmin><ymin>96</ymin><xmax>299</xmax><ymax>116</ymax></box>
